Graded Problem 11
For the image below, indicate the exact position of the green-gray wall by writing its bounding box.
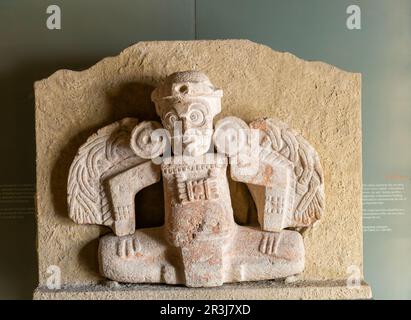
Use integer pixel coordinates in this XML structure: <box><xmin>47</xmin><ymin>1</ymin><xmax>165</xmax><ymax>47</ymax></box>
<box><xmin>0</xmin><ymin>0</ymin><xmax>409</xmax><ymax>299</ymax></box>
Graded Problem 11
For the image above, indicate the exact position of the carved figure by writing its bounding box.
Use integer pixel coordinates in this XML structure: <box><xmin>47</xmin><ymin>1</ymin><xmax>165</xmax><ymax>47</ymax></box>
<box><xmin>68</xmin><ymin>71</ymin><xmax>324</xmax><ymax>287</ymax></box>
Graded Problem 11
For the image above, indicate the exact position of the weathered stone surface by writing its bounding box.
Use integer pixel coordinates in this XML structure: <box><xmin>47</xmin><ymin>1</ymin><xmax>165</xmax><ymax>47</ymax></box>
<box><xmin>34</xmin><ymin>40</ymin><xmax>368</xmax><ymax>297</ymax></box>
<box><xmin>99</xmin><ymin>225</ymin><xmax>304</xmax><ymax>286</ymax></box>
<box><xmin>33</xmin><ymin>280</ymin><xmax>372</xmax><ymax>300</ymax></box>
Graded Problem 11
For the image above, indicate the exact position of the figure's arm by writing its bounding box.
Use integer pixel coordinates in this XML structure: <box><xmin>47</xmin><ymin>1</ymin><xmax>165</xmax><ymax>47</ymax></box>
<box><xmin>107</xmin><ymin>161</ymin><xmax>161</xmax><ymax>236</ymax></box>
<box><xmin>214</xmin><ymin>116</ymin><xmax>295</xmax><ymax>232</ymax></box>
<box><xmin>214</xmin><ymin>116</ymin><xmax>325</xmax><ymax>232</ymax></box>
<box><xmin>229</xmin><ymin>148</ymin><xmax>295</xmax><ymax>232</ymax></box>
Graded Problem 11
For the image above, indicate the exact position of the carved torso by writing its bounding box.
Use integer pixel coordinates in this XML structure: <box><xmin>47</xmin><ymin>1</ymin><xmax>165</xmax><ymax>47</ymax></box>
<box><xmin>161</xmin><ymin>154</ymin><xmax>235</xmax><ymax>247</ymax></box>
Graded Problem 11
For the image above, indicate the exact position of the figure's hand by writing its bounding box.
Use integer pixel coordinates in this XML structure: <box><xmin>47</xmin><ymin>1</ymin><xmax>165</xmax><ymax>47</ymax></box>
<box><xmin>113</xmin><ymin>218</ymin><xmax>135</xmax><ymax>237</ymax></box>
<box><xmin>112</xmin><ymin>205</ymin><xmax>135</xmax><ymax>236</ymax></box>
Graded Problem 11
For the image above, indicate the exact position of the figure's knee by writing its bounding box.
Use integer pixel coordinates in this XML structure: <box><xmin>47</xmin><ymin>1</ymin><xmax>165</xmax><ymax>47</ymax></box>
<box><xmin>226</xmin><ymin>227</ymin><xmax>305</xmax><ymax>281</ymax></box>
<box><xmin>235</xmin><ymin>227</ymin><xmax>305</xmax><ymax>265</ymax></box>
<box><xmin>234</xmin><ymin>226</ymin><xmax>304</xmax><ymax>261</ymax></box>
<box><xmin>99</xmin><ymin>227</ymin><xmax>164</xmax><ymax>259</ymax></box>
<box><xmin>98</xmin><ymin>227</ymin><xmax>173</xmax><ymax>283</ymax></box>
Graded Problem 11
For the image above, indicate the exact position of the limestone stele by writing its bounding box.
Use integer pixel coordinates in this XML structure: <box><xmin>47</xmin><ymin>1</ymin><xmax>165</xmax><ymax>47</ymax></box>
<box><xmin>33</xmin><ymin>40</ymin><xmax>371</xmax><ymax>299</ymax></box>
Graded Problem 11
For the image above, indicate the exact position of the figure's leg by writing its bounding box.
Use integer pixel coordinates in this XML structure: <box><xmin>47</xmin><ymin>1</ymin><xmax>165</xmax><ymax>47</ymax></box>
<box><xmin>224</xmin><ymin>226</ymin><xmax>305</xmax><ymax>283</ymax></box>
<box><xmin>99</xmin><ymin>226</ymin><xmax>183</xmax><ymax>284</ymax></box>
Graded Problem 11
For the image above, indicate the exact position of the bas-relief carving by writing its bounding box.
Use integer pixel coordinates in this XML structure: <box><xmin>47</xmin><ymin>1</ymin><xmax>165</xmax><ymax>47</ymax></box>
<box><xmin>67</xmin><ymin>71</ymin><xmax>325</xmax><ymax>287</ymax></box>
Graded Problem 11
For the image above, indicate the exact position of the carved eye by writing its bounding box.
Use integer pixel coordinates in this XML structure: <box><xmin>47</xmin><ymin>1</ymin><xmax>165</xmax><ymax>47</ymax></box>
<box><xmin>164</xmin><ymin>112</ymin><xmax>179</xmax><ymax>129</ymax></box>
<box><xmin>187</xmin><ymin>109</ymin><xmax>205</xmax><ymax>126</ymax></box>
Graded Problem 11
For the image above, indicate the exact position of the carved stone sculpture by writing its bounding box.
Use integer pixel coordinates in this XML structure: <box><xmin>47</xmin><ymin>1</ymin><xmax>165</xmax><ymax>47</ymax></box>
<box><xmin>68</xmin><ymin>70</ymin><xmax>325</xmax><ymax>287</ymax></box>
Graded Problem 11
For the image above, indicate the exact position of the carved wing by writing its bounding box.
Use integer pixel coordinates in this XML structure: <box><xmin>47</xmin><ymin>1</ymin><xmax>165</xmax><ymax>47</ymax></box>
<box><xmin>67</xmin><ymin>118</ymin><xmax>145</xmax><ymax>226</ymax></box>
<box><xmin>250</xmin><ymin>118</ymin><xmax>325</xmax><ymax>226</ymax></box>
<box><xmin>214</xmin><ymin>117</ymin><xmax>325</xmax><ymax>232</ymax></box>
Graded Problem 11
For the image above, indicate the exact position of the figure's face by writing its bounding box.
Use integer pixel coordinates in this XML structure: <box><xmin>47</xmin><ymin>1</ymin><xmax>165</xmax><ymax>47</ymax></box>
<box><xmin>161</xmin><ymin>98</ymin><xmax>215</xmax><ymax>157</ymax></box>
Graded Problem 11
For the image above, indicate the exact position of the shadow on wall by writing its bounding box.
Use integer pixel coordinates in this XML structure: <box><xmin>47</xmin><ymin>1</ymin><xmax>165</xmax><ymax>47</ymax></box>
<box><xmin>50</xmin><ymin>80</ymin><xmax>165</xmax><ymax>228</ymax></box>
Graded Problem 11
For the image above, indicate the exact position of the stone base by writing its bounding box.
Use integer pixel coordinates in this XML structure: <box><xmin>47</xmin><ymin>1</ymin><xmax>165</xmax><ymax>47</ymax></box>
<box><xmin>33</xmin><ymin>280</ymin><xmax>372</xmax><ymax>300</ymax></box>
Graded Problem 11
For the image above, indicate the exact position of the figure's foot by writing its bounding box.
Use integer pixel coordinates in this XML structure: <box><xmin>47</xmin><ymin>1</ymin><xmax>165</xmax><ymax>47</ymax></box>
<box><xmin>116</xmin><ymin>237</ymin><xmax>142</xmax><ymax>259</ymax></box>
<box><xmin>256</xmin><ymin>229</ymin><xmax>304</xmax><ymax>261</ymax></box>
<box><xmin>259</xmin><ymin>232</ymin><xmax>278</xmax><ymax>255</ymax></box>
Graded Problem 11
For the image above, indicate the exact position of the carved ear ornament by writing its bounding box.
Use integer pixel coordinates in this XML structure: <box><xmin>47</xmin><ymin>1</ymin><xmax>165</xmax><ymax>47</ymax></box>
<box><xmin>130</xmin><ymin>121</ymin><xmax>168</xmax><ymax>159</ymax></box>
<box><xmin>213</xmin><ymin>116</ymin><xmax>249</xmax><ymax>157</ymax></box>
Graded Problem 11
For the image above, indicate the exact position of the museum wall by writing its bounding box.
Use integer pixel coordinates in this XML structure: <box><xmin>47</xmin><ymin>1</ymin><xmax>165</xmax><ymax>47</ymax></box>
<box><xmin>0</xmin><ymin>0</ymin><xmax>410</xmax><ymax>299</ymax></box>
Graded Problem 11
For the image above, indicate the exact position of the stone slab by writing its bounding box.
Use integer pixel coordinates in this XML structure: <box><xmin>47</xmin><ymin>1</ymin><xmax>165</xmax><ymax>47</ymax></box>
<box><xmin>34</xmin><ymin>40</ymin><xmax>366</xmax><ymax>297</ymax></box>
